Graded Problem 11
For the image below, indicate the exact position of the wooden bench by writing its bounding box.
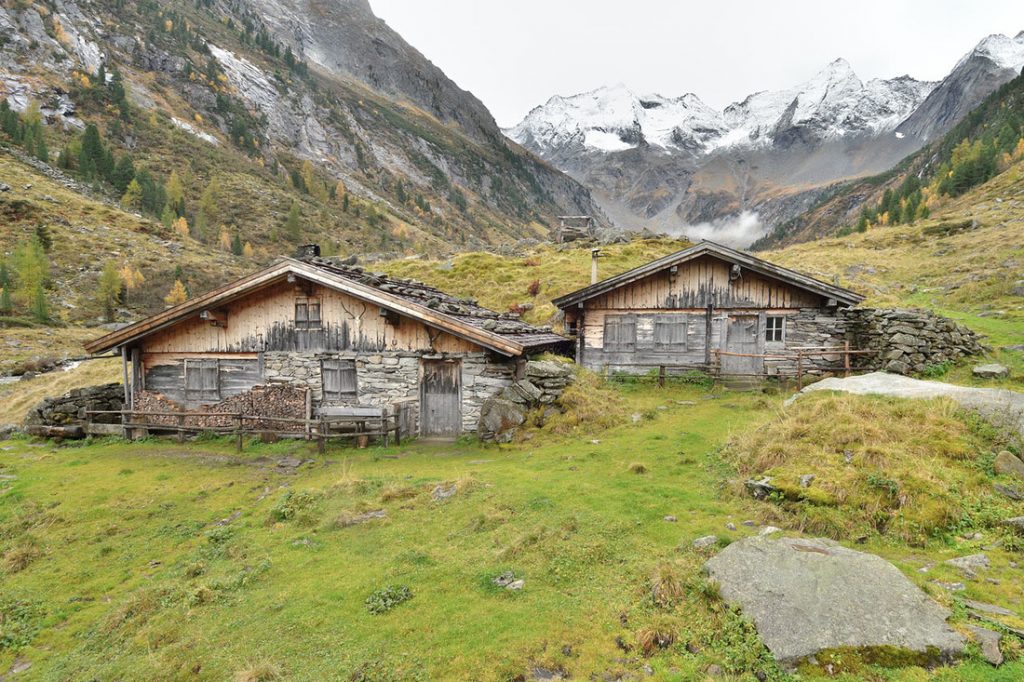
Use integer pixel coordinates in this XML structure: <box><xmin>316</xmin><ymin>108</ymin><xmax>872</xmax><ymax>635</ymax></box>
<box><xmin>317</xmin><ymin>405</ymin><xmax>400</xmax><ymax>450</ymax></box>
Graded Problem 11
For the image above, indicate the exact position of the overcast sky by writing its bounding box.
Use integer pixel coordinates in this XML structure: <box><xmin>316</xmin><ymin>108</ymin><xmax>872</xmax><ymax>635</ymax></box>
<box><xmin>370</xmin><ymin>0</ymin><xmax>1024</xmax><ymax>127</ymax></box>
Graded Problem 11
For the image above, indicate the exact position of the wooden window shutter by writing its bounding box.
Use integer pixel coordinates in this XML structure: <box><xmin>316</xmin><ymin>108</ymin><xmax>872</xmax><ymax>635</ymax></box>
<box><xmin>321</xmin><ymin>359</ymin><xmax>357</xmax><ymax>400</ymax></box>
<box><xmin>654</xmin><ymin>316</ymin><xmax>687</xmax><ymax>349</ymax></box>
<box><xmin>604</xmin><ymin>315</ymin><xmax>636</xmax><ymax>350</ymax></box>
<box><xmin>185</xmin><ymin>359</ymin><xmax>220</xmax><ymax>403</ymax></box>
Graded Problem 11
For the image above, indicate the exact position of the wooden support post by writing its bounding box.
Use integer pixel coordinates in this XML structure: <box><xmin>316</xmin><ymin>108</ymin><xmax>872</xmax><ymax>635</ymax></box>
<box><xmin>304</xmin><ymin>388</ymin><xmax>312</xmax><ymax>441</ymax></box>
<box><xmin>394</xmin><ymin>413</ymin><xmax>401</xmax><ymax>446</ymax></box>
<box><xmin>120</xmin><ymin>346</ymin><xmax>130</xmax><ymax>408</ymax></box>
<box><xmin>658</xmin><ymin>365</ymin><xmax>666</xmax><ymax>388</ymax></box>
<box><xmin>235</xmin><ymin>413</ymin><xmax>243</xmax><ymax>453</ymax></box>
<box><xmin>176</xmin><ymin>413</ymin><xmax>185</xmax><ymax>443</ymax></box>
<box><xmin>797</xmin><ymin>351</ymin><xmax>804</xmax><ymax>390</ymax></box>
<box><xmin>844</xmin><ymin>340</ymin><xmax>851</xmax><ymax>377</ymax></box>
<box><xmin>317</xmin><ymin>417</ymin><xmax>326</xmax><ymax>455</ymax></box>
<box><xmin>704</xmin><ymin>304</ymin><xmax>714</xmax><ymax>367</ymax></box>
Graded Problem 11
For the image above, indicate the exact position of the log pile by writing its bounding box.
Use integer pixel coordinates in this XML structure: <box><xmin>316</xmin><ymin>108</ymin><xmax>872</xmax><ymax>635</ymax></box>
<box><xmin>133</xmin><ymin>384</ymin><xmax>308</xmax><ymax>430</ymax></box>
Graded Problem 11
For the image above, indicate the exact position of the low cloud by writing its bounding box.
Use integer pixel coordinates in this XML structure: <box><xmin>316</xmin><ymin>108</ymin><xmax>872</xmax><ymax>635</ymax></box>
<box><xmin>663</xmin><ymin>211</ymin><xmax>767</xmax><ymax>248</ymax></box>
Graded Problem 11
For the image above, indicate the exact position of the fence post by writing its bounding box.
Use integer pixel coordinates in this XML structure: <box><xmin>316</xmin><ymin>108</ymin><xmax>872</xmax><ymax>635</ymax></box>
<box><xmin>317</xmin><ymin>416</ymin><xmax>326</xmax><ymax>455</ymax></box>
<box><xmin>844</xmin><ymin>340</ymin><xmax>851</xmax><ymax>377</ymax></box>
<box><xmin>658</xmin><ymin>365</ymin><xmax>666</xmax><ymax>388</ymax></box>
<box><xmin>176</xmin><ymin>413</ymin><xmax>185</xmax><ymax>443</ymax></box>
<box><xmin>797</xmin><ymin>351</ymin><xmax>805</xmax><ymax>390</ymax></box>
<box><xmin>235</xmin><ymin>413</ymin><xmax>243</xmax><ymax>453</ymax></box>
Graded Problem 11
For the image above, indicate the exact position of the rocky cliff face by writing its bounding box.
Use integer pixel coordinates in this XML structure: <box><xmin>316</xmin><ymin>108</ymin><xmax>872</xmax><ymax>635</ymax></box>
<box><xmin>509</xmin><ymin>34</ymin><xmax>1024</xmax><ymax>246</ymax></box>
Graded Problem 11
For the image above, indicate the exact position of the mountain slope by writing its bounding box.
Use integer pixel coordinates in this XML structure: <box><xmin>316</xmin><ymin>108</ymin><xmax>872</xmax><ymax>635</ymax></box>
<box><xmin>757</xmin><ymin>66</ymin><xmax>1024</xmax><ymax>248</ymax></box>
<box><xmin>0</xmin><ymin>0</ymin><xmax>604</xmax><ymax>260</ymax></box>
<box><xmin>508</xmin><ymin>33</ymin><xmax>1024</xmax><ymax>246</ymax></box>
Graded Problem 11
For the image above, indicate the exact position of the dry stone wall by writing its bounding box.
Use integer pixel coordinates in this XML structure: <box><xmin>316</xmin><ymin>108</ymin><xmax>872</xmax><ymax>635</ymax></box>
<box><xmin>843</xmin><ymin>308</ymin><xmax>985</xmax><ymax>375</ymax></box>
<box><xmin>24</xmin><ymin>383</ymin><xmax>123</xmax><ymax>427</ymax></box>
<box><xmin>478</xmin><ymin>360</ymin><xmax>576</xmax><ymax>442</ymax></box>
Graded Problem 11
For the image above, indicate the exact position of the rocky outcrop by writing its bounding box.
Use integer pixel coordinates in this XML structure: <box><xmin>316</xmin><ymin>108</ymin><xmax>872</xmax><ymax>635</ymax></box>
<box><xmin>843</xmin><ymin>308</ymin><xmax>985</xmax><ymax>375</ymax></box>
<box><xmin>477</xmin><ymin>361</ymin><xmax>575</xmax><ymax>442</ymax></box>
<box><xmin>24</xmin><ymin>383</ymin><xmax>123</xmax><ymax>428</ymax></box>
<box><xmin>791</xmin><ymin>372</ymin><xmax>1024</xmax><ymax>440</ymax></box>
<box><xmin>705</xmin><ymin>536</ymin><xmax>964</xmax><ymax>668</ymax></box>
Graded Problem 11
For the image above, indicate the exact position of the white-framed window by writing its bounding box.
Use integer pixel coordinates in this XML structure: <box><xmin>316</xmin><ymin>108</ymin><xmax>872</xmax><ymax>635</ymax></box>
<box><xmin>603</xmin><ymin>315</ymin><xmax>637</xmax><ymax>350</ymax></box>
<box><xmin>184</xmin><ymin>359</ymin><xmax>220</xmax><ymax>403</ymax></box>
<box><xmin>654</xmin><ymin>315</ymin><xmax>688</xmax><ymax>350</ymax></box>
<box><xmin>321</xmin><ymin>359</ymin><xmax>357</xmax><ymax>400</ymax></box>
<box><xmin>295</xmin><ymin>299</ymin><xmax>322</xmax><ymax>330</ymax></box>
<box><xmin>765</xmin><ymin>316</ymin><xmax>785</xmax><ymax>343</ymax></box>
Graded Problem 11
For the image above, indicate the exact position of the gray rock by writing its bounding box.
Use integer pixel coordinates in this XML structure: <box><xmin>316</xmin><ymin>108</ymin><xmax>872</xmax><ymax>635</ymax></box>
<box><xmin>663</xmin><ymin>515</ymin><xmax>677</xmax><ymax>522</ymax></box>
<box><xmin>492</xmin><ymin>571</ymin><xmax>516</xmax><ymax>587</ymax></box>
<box><xmin>963</xmin><ymin>599</ymin><xmax>1015</xmax><ymax>617</ymax></box>
<box><xmin>692</xmin><ymin>535</ymin><xmax>718</xmax><ymax>549</ymax></box>
<box><xmin>725</xmin><ymin>522</ymin><xmax>737</xmax><ymax>531</ymax></box>
<box><xmin>705</xmin><ymin>536</ymin><xmax>964</xmax><ymax>667</ymax></box>
<box><xmin>758</xmin><ymin>526</ymin><xmax>782</xmax><ymax>536</ymax></box>
<box><xmin>745</xmin><ymin>476</ymin><xmax>778</xmax><ymax>500</ymax></box>
<box><xmin>431</xmin><ymin>483</ymin><xmax>457</xmax><ymax>502</ymax></box>
<box><xmin>973</xmin><ymin>364</ymin><xmax>1010</xmax><ymax>379</ymax></box>
<box><xmin>789</xmin><ymin>373</ymin><xmax>1024</xmax><ymax>441</ymax></box>
<box><xmin>506</xmin><ymin>579</ymin><xmax>525</xmax><ymax>591</ymax></box>
<box><xmin>945</xmin><ymin>554</ymin><xmax>990</xmax><ymax>572</ymax></box>
<box><xmin>799</xmin><ymin>474</ymin><xmax>816</xmax><ymax>488</ymax></box>
<box><xmin>477</xmin><ymin>398</ymin><xmax>526</xmax><ymax>443</ymax></box>
<box><xmin>966</xmin><ymin>625</ymin><xmax>1003</xmax><ymax>666</ymax></box>
<box><xmin>993</xmin><ymin>451</ymin><xmax>1024</xmax><ymax>479</ymax></box>
<box><xmin>994</xmin><ymin>484</ymin><xmax>1024</xmax><ymax>501</ymax></box>
<box><xmin>1001</xmin><ymin>516</ymin><xmax>1024</xmax><ymax>532</ymax></box>
<box><xmin>933</xmin><ymin>580</ymin><xmax>966</xmax><ymax>591</ymax></box>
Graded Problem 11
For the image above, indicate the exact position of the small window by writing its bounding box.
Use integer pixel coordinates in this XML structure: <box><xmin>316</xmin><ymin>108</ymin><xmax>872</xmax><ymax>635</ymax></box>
<box><xmin>321</xmin><ymin>359</ymin><xmax>357</xmax><ymax>401</ymax></box>
<box><xmin>654</xmin><ymin>315</ymin><xmax>688</xmax><ymax>350</ymax></box>
<box><xmin>184</xmin><ymin>359</ymin><xmax>220</xmax><ymax>403</ymax></box>
<box><xmin>296</xmin><ymin>299</ymin><xmax>322</xmax><ymax>330</ymax></box>
<box><xmin>765</xmin><ymin>316</ymin><xmax>785</xmax><ymax>343</ymax></box>
<box><xmin>603</xmin><ymin>315</ymin><xmax>637</xmax><ymax>350</ymax></box>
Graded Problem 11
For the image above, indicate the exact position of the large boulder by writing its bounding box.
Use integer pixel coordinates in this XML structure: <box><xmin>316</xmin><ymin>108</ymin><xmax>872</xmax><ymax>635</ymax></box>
<box><xmin>477</xmin><ymin>398</ymin><xmax>526</xmax><ymax>443</ymax></box>
<box><xmin>705</xmin><ymin>536</ymin><xmax>964</xmax><ymax>668</ymax></box>
<box><xmin>994</xmin><ymin>451</ymin><xmax>1024</xmax><ymax>479</ymax></box>
<box><xmin>973</xmin><ymin>364</ymin><xmax>1010</xmax><ymax>380</ymax></box>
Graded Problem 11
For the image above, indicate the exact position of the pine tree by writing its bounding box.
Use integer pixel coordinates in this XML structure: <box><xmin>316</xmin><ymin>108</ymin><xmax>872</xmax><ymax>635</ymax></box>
<box><xmin>231</xmin><ymin>232</ymin><xmax>243</xmax><ymax>256</ymax></box>
<box><xmin>0</xmin><ymin>262</ymin><xmax>12</xmax><ymax>315</ymax></box>
<box><xmin>97</xmin><ymin>261</ymin><xmax>123</xmax><ymax>322</ymax></box>
<box><xmin>164</xmin><ymin>279</ymin><xmax>188</xmax><ymax>306</ymax></box>
<box><xmin>112</xmin><ymin>154</ymin><xmax>136</xmax><ymax>193</ymax></box>
<box><xmin>285</xmin><ymin>200</ymin><xmax>302</xmax><ymax>241</ymax></box>
<box><xmin>161</xmin><ymin>204</ymin><xmax>176</xmax><ymax>230</ymax></box>
<box><xmin>30</xmin><ymin>282</ymin><xmax>48</xmax><ymax>322</ymax></box>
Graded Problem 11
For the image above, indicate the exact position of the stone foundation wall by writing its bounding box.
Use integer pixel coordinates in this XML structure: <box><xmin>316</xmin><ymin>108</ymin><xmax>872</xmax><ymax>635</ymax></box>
<box><xmin>261</xmin><ymin>350</ymin><xmax>517</xmax><ymax>433</ymax></box>
<box><xmin>763</xmin><ymin>309</ymin><xmax>850</xmax><ymax>376</ymax></box>
<box><xmin>843</xmin><ymin>308</ymin><xmax>985</xmax><ymax>375</ymax></box>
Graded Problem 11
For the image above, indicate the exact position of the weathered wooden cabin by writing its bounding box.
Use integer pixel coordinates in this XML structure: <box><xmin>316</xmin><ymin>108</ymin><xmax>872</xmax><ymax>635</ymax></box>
<box><xmin>85</xmin><ymin>246</ymin><xmax>567</xmax><ymax>438</ymax></box>
<box><xmin>552</xmin><ymin>241</ymin><xmax>864</xmax><ymax>377</ymax></box>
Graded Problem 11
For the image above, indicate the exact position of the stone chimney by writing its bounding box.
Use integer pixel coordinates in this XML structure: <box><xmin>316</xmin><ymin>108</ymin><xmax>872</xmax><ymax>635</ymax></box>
<box><xmin>295</xmin><ymin>244</ymin><xmax>321</xmax><ymax>260</ymax></box>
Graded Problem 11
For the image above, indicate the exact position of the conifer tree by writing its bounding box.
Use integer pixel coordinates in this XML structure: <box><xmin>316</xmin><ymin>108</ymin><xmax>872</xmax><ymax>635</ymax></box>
<box><xmin>164</xmin><ymin>279</ymin><xmax>188</xmax><ymax>306</ymax></box>
<box><xmin>231</xmin><ymin>232</ymin><xmax>243</xmax><ymax>256</ymax></box>
<box><xmin>97</xmin><ymin>261</ymin><xmax>123</xmax><ymax>322</ymax></box>
<box><xmin>285</xmin><ymin>200</ymin><xmax>302</xmax><ymax>241</ymax></box>
<box><xmin>0</xmin><ymin>262</ymin><xmax>12</xmax><ymax>315</ymax></box>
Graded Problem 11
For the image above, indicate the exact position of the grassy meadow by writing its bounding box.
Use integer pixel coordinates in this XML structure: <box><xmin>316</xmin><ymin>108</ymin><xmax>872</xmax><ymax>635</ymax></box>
<box><xmin>3</xmin><ymin>380</ymin><xmax>1024</xmax><ymax>680</ymax></box>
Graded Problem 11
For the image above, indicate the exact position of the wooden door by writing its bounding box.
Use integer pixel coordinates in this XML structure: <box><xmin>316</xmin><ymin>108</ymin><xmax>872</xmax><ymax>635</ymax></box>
<box><xmin>721</xmin><ymin>315</ymin><xmax>763</xmax><ymax>377</ymax></box>
<box><xmin>420</xmin><ymin>360</ymin><xmax>461</xmax><ymax>438</ymax></box>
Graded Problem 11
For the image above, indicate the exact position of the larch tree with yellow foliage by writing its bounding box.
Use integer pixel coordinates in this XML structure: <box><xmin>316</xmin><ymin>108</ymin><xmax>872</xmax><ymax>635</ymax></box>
<box><xmin>164</xmin><ymin>279</ymin><xmax>188</xmax><ymax>306</ymax></box>
<box><xmin>173</xmin><ymin>216</ymin><xmax>190</xmax><ymax>240</ymax></box>
<box><xmin>119</xmin><ymin>265</ymin><xmax>144</xmax><ymax>304</ymax></box>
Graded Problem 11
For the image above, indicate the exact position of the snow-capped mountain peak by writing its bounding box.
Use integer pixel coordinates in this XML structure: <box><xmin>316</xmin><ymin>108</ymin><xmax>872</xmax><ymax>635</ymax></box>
<box><xmin>509</xmin><ymin>58</ymin><xmax>937</xmax><ymax>157</ymax></box>
<box><xmin>966</xmin><ymin>32</ymin><xmax>1024</xmax><ymax>71</ymax></box>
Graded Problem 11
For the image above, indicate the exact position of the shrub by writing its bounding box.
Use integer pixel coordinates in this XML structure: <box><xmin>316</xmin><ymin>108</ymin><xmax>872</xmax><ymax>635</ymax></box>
<box><xmin>234</xmin><ymin>661</ymin><xmax>283</xmax><ymax>682</ymax></box>
<box><xmin>365</xmin><ymin>585</ymin><xmax>412</xmax><ymax>614</ymax></box>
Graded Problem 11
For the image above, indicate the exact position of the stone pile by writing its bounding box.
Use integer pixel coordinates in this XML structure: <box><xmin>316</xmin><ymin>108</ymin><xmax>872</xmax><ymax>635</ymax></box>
<box><xmin>477</xmin><ymin>360</ymin><xmax>575</xmax><ymax>442</ymax></box>
<box><xmin>843</xmin><ymin>308</ymin><xmax>985</xmax><ymax>375</ymax></box>
<box><xmin>24</xmin><ymin>383</ymin><xmax>123</xmax><ymax>428</ymax></box>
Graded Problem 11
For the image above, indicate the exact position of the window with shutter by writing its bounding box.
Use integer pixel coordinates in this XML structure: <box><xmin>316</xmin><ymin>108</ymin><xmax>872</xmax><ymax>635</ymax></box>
<box><xmin>321</xmin><ymin>359</ymin><xmax>357</xmax><ymax>400</ymax></box>
<box><xmin>654</xmin><ymin>315</ymin><xmax>688</xmax><ymax>350</ymax></box>
<box><xmin>603</xmin><ymin>315</ymin><xmax>636</xmax><ymax>350</ymax></box>
<box><xmin>296</xmin><ymin>299</ymin><xmax>322</xmax><ymax>329</ymax></box>
<box><xmin>184</xmin><ymin>359</ymin><xmax>220</xmax><ymax>403</ymax></box>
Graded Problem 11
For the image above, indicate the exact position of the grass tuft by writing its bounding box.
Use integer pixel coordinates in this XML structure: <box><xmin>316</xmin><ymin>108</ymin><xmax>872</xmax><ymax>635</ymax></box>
<box><xmin>233</xmin><ymin>660</ymin><xmax>283</xmax><ymax>682</ymax></box>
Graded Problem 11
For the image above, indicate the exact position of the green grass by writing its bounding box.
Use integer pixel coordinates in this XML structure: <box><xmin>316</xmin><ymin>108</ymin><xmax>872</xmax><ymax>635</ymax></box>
<box><xmin>3</xmin><ymin>383</ymin><xmax>1023</xmax><ymax>680</ymax></box>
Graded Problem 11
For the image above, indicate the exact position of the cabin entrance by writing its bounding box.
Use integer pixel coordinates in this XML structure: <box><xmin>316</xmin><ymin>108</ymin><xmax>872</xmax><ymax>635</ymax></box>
<box><xmin>722</xmin><ymin>315</ymin><xmax>763</xmax><ymax>377</ymax></box>
<box><xmin>420</xmin><ymin>359</ymin><xmax>462</xmax><ymax>438</ymax></box>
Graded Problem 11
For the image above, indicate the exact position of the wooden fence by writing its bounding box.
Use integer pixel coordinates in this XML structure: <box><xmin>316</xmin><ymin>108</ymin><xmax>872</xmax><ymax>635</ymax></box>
<box><xmin>84</xmin><ymin>408</ymin><xmax>405</xmax><ymax>453</ymax></box>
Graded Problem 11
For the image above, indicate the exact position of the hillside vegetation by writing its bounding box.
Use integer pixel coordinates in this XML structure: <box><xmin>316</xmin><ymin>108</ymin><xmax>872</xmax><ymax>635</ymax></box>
<box><xmin>758</xmin><ymin>69</ymin><xmax>1024</xmax><ymax>248</ymax></box>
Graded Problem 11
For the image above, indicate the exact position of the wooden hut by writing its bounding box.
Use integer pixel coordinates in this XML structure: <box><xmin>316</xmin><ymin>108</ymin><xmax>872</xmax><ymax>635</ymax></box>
<box><xmin>85</xmin><ymin>246</ymin><xmax>567</xmax><ymax>438</ymax></box>
<box><xmin>552</xmin><ymin>241</ymin><xmax>864</xmax><ymax>377</ymax></box>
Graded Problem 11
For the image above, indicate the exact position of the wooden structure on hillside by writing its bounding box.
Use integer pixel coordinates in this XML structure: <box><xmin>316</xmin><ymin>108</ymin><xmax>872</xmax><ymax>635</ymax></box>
<box><xmin>553</xmin><ymin>241</ymin><xmax>865</xmax><ymax>378</ymax></box>
<box><xmin>85</xmin><ymin>245</ymin><xmax>568</xmax><ymax>439</ymax></box>
<box><xmin>556</xmin><ymin>215</ymin><xmax>594</xmax><ymax>243</ymax></box>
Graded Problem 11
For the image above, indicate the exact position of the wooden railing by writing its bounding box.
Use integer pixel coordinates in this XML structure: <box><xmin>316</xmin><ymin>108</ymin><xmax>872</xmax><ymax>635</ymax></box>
<box><xmin>83</xmin><ymin>408</ymin><xmax>404</xmax><ymax>452</ymax></box>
